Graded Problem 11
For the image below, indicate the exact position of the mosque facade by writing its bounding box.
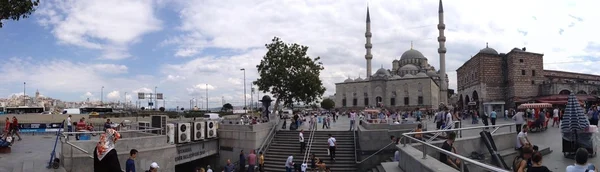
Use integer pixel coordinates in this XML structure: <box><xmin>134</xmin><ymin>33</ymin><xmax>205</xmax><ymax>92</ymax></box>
<box><xmin>334</xmin><ymin>1</ymin><xmax>450</xmax><ymax>110</ymax></box>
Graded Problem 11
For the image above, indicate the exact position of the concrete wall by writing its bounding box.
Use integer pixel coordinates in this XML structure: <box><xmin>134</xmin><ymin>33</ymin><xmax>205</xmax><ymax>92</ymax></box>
<box><xmin>356</xmin><ymin>122</ymin><xmax>421</xmax><ymax>171</ymax></box>
<box><xmin>397</xmin><ymin>132</ymin><xmax>516</xmax><ymax>172</ymax></box>
<box><xmin>360</xmin><ymin>120</ymin><xmax>419</xmax><ymax>130</ymax></box>
<box><xmin>217</xmin><ymin>121</ymin><xmax>275</xmax><ymax>164</ymax></box>
<box><xmin>60</xmin><ymin>132</ymin><xmax>218</xmax><ymax>172</ymax></box>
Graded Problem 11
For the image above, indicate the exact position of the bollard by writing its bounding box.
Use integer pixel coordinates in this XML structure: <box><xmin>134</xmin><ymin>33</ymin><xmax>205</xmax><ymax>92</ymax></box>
<box><xmin>422</xmin><ymin>145</ymin><xmax>427</xmax><ymax>159</ymax></box>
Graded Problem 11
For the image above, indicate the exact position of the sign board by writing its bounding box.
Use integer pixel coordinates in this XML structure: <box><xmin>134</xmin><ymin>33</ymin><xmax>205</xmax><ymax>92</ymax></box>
<box><xmin>157</xmin><ymin>93</ymin><xmax>163</xmax><ymax>100</ymax></box>
<box><xmin>174</xmin><ymin>140</ymin><xmax>218</xmax><ymax>165</ymax></box>
<box><xmin>138</xmin><ymin>92</ymin><xmax>145</xmax><ymax>99</ymax></box>
<box><xmin>468</xmin><ymin>101</ymin><xmax>477</xmax><ymax>106</ymax></box>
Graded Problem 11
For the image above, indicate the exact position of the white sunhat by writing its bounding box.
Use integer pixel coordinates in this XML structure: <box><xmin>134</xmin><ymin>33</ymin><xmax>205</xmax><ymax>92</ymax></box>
<box><xmin>150</xmin><ymin>162</ymin><xmax>160</xmax><ymax>168</ymax></box>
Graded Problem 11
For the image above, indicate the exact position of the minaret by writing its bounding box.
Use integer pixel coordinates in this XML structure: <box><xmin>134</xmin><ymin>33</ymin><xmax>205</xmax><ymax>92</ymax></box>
<box><xmin>437</xmin><ymin>0</ymin><xmax>448</xmax><ymax>105</ymax></box>
<box><xmin>365</xmin><ymin>6</ymin><xmax>373</xmax><ymax>79</ymax></box>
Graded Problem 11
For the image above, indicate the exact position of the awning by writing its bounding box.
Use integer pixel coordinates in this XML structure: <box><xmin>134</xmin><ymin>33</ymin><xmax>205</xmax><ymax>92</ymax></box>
<box><xmin>517</xmin><ymin>103</ymin><xmax>553</xmax><ymax>109</ymax></box>
<box><xmin>537</xmin><ymin>100</ymin><xmax>584</xmax><ymax>105</ymax></box>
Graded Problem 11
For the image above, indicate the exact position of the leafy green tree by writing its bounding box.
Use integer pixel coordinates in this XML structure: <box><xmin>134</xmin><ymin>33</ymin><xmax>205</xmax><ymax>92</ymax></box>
<box><xmin>320</xmin><ymin>98</ymin><xmax>335</xmax><ymax>110</ymax></box>
<box><xmin>222</xmin><ymin>103</ymin><xmax>234</xmax><ymax>111</ymax></box>
<box><xmin>254</xmin><ymin>37</ymin><xmax>326</xmax><ymax>111</ymax></box>
<box><xmin>0</xmin><ymin>0</ymin><xmax>40</xmax><ymax>28</ymax></box>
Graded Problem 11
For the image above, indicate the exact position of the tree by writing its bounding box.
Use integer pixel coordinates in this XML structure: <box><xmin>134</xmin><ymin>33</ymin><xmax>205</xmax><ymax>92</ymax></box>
<box><xmin>254</xmin><ymin>37</ymin><xmax>326</xmax><ymax>111</ymax></box>
<box><xmin>222</xmin><ymin>103</ymin><xmax>233</xmax><ymax>111</ymax></box>
<box><xmin>321</xmin><ymin>98</ymin><xmax>335</xmax><ymax>110</ymax></box>
<box><xmin>159</xmin><ymin>107</ymin><xmax>165</xmax><ymax>112</ymax></box>
<box><xmin>0</xmin><ymin>0</ymin><xmax>40</xmax><ymax>28</ymax></box>
<box><xmin>180</xmin><ymin>108</ymin><xmax>185</xmax><ymax>111</ymax></box>
<box><xmin>141</xmin><ymin>107</ymin><xmax>145</xmax><ymax>110</ymax></box>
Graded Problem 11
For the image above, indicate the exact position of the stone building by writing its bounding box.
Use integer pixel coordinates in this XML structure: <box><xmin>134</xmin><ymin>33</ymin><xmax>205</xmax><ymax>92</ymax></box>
<box><xmin>456</xmin><ymin>45</ymin><xmax>600</xmax><ymax>114</ymax></box>
<box><xmin>334</xmin><ymin>1</ymin><xmax>450</xmax><ymax>110</ymax></box>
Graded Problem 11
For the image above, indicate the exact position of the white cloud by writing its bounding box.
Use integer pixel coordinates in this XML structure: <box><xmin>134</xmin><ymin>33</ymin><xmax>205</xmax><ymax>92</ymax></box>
<box><xmin>91</xmin><ymin>64</ymin><xmax>128</xmax><ymax>74</ymax></box>
<box><xmin>106</xmin><ymin>91</ymin><xmax>121</xmax><ymax>100</ymax></box>
<box><xmin>186</xmin><ymin>84</ymin><xmax>216</xmax><ymax>96</ymax></box>
<box><xmin>35</xmin><ymin>0</ymin><xmax>162</xmax><ymax>60</ymax></box>
<box><xmin>166</xmin><ymin>75</ymin><xmax>186</xmax><ymax>81</ymax></box>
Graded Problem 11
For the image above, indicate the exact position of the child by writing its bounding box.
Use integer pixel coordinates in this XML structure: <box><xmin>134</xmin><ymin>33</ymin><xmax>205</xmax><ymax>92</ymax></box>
<box><xmin>126</xmin><ymin>149</ymin><xmax>137</xmax><ymax>172</ymax></box>
<box><xmin>415</xmin><ymin>124</ymin><xmax>423</xmax><ymax>140</ymax></box>
<box><xmin>259</xmin><ymin>151</ymin><xmax>264</xmax><ymax>172</ymax></box>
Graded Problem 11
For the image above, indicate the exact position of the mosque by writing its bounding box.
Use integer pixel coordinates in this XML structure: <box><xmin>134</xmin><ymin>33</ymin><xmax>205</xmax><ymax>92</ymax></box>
<box><xmin>334</xmin><ymin>0</ymin><xmax>449</xmax><ymax>110</ymax></box>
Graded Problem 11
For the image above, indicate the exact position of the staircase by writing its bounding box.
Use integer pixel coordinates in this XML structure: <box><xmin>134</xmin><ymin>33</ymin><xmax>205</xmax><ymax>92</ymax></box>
<box><xmin>263</xmin><ymin>130</ymin><xmax>357</xmax><ymax>172</ymax></box>
<box><xmin>365</xmin><ymin>132</ymin><xmax>446</xmax><ymax>172</ymax></box>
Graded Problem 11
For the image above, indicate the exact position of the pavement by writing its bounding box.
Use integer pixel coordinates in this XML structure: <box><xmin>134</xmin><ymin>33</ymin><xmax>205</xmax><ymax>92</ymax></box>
<box><xmin>0</xmin><ymin>133</ymin><xmax>65</xmax><ymax>172</ymax></box>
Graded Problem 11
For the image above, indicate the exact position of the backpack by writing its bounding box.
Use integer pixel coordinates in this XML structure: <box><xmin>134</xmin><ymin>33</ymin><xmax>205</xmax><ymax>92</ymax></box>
<box><xmin>593</xmin><ymin>111</ymin><xmax>599</xmax><ymax>120</ymax></box>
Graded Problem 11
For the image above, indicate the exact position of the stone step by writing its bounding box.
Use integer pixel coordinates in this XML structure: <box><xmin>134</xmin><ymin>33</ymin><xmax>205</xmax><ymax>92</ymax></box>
<box><xmin>265</xmin><ymin>154</ymin><xmax>356</xmax><ymax>161</ymax></box>
<box><xmin>272</xmin><ymin>138</ymin><xmax>354</xmax><ymax>143</ymax></box>
<box><xmin>376</xmin><ymin>164</ymin><xmax>385</xmax><ymax>172</ymax></box>
<box><xmin>269</xmin><ymin>142</ymin><xmax>355</xmax><ymax>147</ymax></box>
<box><xmin>263</xmin><ymin>166</ymin><xmax>357</xmax><ymax>172</ymax></box>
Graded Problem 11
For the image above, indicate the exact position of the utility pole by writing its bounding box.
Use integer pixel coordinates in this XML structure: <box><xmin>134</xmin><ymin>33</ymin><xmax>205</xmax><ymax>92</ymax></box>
<box><xmin>251</xmin><ymin>87</ymin><xmax>255</xmax><ymax>110</ymax></box>
<box><xmin>101</xmin><ymin>86</ymin><xmax>104</xmax><ymax>106</ymax></box>
<box><xmin>23</xmin><ymin>82</ymin><xmax>26</xmax><ymax>106</ymax></box>
<box><xmin>124</xmin><ymin>92</ymin><xmax>128</xmax><ymax>109</ymax></box>
<box><xmin>240</xmin><ymin>68</ymin><xmax>246</xmax><ymax>110</ymax></box>
<box><xmin>205</xmin><ymin>84</ymin><xmax>209</xmax><ymax>111</ymax></box>
<box><xmin>154</xmin><ymin>86</ymin><xmax>158</xmax><ymax>110</ymax></box>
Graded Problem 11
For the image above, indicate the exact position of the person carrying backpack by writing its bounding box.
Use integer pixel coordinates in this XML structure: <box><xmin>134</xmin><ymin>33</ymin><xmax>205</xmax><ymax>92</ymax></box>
<box><xmin>591</xmin><ymin>109</ymin><xmax>599</xmax><ymax>126</ymax></box>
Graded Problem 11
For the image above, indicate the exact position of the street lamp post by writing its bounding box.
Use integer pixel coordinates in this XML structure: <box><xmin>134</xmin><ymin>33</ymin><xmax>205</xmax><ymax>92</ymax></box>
<box><xmin>124</xmin><ymin>92</ymin><xmax>128</xmax><ymax>109</ymax></box>
<box><xmin>205</xmin><ymin>84</ymin><xmax>208</xmax><ymax>111</ymax></box>
<box><xmin>154</xmin><ymin>86</ymin><xmax>158</xmax><ymax>110</ymax></box>
<box><xmin>23</xmin><ymin>82</ymin><xmax>26</xmax><ymax>106</ymax></box>
<box><xmin>240</xmin><ymin>68</ymin><xmax>246</xmax><ymax>110</ymax></box>
<box><xmin>101</xmin><ymin>86</ymin><xmax>104</xmax><ymax>106</ymax></box>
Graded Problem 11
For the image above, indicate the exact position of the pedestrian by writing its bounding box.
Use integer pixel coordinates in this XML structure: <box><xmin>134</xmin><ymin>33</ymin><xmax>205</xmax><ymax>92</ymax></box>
<box><xmin>94</xmin><ymin>127</ymin><xmax>122</xmax><ymax>172</ymax></box>
<box><xmin>258</xmin><ymin>152</ymin><xmax>264</xmax><ymax>172</ymax></box>
<box><xmin>247</xmin><ymin>150</ymin><xmax>257</xmax><ymax>172</ymax></box>
<box><xmin>145</xmin><ymin>162</ymin><xmax>159</xmax><ymax>172</ymax></box>
<box><xmin>206</xmin><ymin>165</ymin><xmax>213</xmax><ymax>172</ymax></box>
<box><xmin>238</xmin><ymin>150</ymin><xmax>246</xmax><ymax>172</ymax></box>
<box><xmin>327</xmin><ymin>134</ymin><xmax>336</xmax><ymax>162</ymax></box>
<box><xmin>490</xmin><ymin>110</ymin><xmax>497</xmax><ymax>127</ymax></box>
<box><xmin>224</xmin><ymin>159</ymin><xmax>235</xmax><ymax>172</ymax></box>
<box><xmin>349</xmin><ymin>111</ymin><xmax>356</xmax><ymax>131</ymax></box>
<box><xmin>285</xmin><ymin>155</ymin><xmax>294</xmax><ymax>172</ymax></box>
<box><xmin>126</xmin><ymin>149</ymin><xmax>138</xmax><ymax>172</ymax></box>
<box><xmin>10</xmin><ymin>116</ymin><xmax>22</xmax><ymax>141</ymax></box>
<box><xmin>552</xmin><ymin>108</ymin><xmax>559</xmax><ymax>127</ymax></box>
<box><xmin>299</xmin><ymin>129</ymin><xmax>305</xmax><ymax>153</ymax></box>
<box><xmin>67</xmin><ymin>115</ymin><xmax>72</xmax><ymax>134</ymax></box>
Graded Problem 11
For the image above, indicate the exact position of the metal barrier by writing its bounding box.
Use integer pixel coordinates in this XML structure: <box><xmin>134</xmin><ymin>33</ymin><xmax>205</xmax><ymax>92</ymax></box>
<box><xmin>256</xmin><ymin>119</ymin><xmax>281</xmax><ymax>155</ymax></box>
<box><xmin>402</xmin><ymin>123</ymin><xmax>515</xmax><ymax>172</ymax></box>
<box><xmin>355</xmin><ymin>129</ymin><xmax>414</xmax><ymax>164</ymax></box>
<box><xmin>426</xmin><ymin>121</ymin><xmax>461</xmax><ymax>143</ymax></box>
<box><xmin>302</xmin><ymin>121</ymin><xmax>317</xmax><ymax>165</ymax></box>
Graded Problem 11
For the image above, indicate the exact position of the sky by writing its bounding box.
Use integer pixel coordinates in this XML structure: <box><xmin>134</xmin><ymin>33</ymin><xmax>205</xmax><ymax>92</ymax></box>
<box><xmin>1</xmin><ymin>0</ymin><xmax>600</xmax><ymax>109</ymax></box>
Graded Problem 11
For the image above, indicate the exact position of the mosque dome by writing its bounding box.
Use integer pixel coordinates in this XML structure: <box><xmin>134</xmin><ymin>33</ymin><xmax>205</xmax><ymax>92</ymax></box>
<box><xmin>416</xmin><ymin>72</ymin><xmax>428</xmax><ymax>77</ymax></box>
<box><xmin>479</xmin><ymin>43</ymin><xmax>498</xmax><ymax>55</ymax></box>
<box><xmin>391</xmin><ymin>75</ymin><xmax>402</xmax><ymax>79</ymax></box>
<box><xmin>354</xmin><ymin>77</ymin><xmax>363</xmax><ymax>82</ymax></box>
<box><xmin>400</xmin><ymin>49</ymin><xmax>427</xmax><ymax>60</ymax></box>
<box><xmin>403</xmin><ymin>73</ymin><xmax>415</xmax><ymax>78</ymax></box>
<box><xmin>427</xmin><ymin>70</ymin><xmax>438</xmax><ymax>77</ymax></box>
<box><xmin>344</xmin><ymin>77</ymin><xmax>354</xmax><ymax>82</ymax></box>
<box><xmin>399</xmin><ymin>64</ymin><xmax>419</xmax><ymax>71</ymax></box>
<box><xmin>374</xmin><ymin>68</ymin><xmax>391</xmax><ymax>77</ymax></box>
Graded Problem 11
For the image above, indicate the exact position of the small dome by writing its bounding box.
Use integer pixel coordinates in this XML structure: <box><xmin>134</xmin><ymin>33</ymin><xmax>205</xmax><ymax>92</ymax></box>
<box><xmin>374</xmin><ymin>68</ymin><xmax>391</xmax><ymax>77</ymax></box>
<box><xmin>427</xmin><ymin>70</ymin><xmax>438</xmax><ymax>77</ymax></box>
<box><xmin>391</xmin><ymin>75</ymin><xmax>402</xmax><ymax>79</ymax></box>
<box><xmin>479</xmin><ymin>43</ymin><xmax>498</xmax><ymax>55</ymax></box>
<box><xmin>344</xmin><ymin>77</ymin><xmax>354</xmax><ymax>82</ymax></box>
<box><xmin>416</xmin><ymin>72</ymin><xmax>428</xmax><ymax>77</ymax></box>
<box><xmin>399</xmin><ymin>64</ymin><xmax>419</xmax><ymax>71</ymax></box>
<box><xmin>354</xmin><ymin>77</ymin><xmax>363</xmax><ymax>82</ymax></box>
<box><xmin>393</xmin><ymin>59</ymin><xmax>399</xmax><ymax>63</ymax></box>
<box><xmin>400</xmin><ymin>49</ymin><xmax>426</xmax><ymax>60</ymax></box>
<box><xmin>403</xmin><ymin>73</ymin><xmax>415</xmax><ymax>78</ymax></box>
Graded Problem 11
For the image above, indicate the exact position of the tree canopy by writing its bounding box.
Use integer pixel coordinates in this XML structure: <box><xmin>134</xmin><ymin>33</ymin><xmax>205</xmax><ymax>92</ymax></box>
<box><xmin>254</xmin><ymin>37</ymin><xmax>326</xmax><ymax>110</ymax></box>
<box><xmin>320</xmin><ymin>98</ymin><xmax>335</xmax><ymax>110</ymax></box>
<box><xmin>159</xmin><ymin>107</ymin><xmax>165</xmax><ymax>112</ymax></box>
<box><xmin>0</xmin><ymin>0</ymin><xmax>40</xmax><ymax>28</ymax></box>
<box><xmin>222</xmin><ymin>103</ymin><xmax>233</xmax><ymax>111</ymax></box>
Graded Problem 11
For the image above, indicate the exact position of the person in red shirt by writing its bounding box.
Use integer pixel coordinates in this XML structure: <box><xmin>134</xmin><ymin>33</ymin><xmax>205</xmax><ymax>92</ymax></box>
<box><xmin>11</xmin><ymin>116</ymin><xmax>22</xmax><ymax>141</ymax></box>
<box><xmin>2</xmin><ymin>117</ymin><xmax>10</xmax><ymax>139</ymax></box>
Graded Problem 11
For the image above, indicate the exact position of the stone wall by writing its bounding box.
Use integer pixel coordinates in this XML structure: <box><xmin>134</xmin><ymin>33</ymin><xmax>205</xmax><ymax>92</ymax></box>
<box><xmin>217</xmin><ymin>121</ymin><xmax>275</xmax><ymax>164</ymax></box>
<box><xmin>356</xmin><ymin>122</ymin><xmax>423</xmax><ymax>171</ymax></box>
<box><xmin>506</xmin><ymin>51</ymin><xmax>545</xmax><ymax>107</ymax></box>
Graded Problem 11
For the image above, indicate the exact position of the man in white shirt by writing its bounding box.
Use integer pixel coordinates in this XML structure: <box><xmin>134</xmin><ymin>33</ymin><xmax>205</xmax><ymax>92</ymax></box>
<box><xmin>349</xmin><ymin>111</ymin><xmax>356</xmax><ymax>131</ymax></box>
<box><xmin>285</xmin><ymin>155</ymin><xmax>294</xmax><ymax>172</ymax></box>
<box><xmin>67</xmin><ymin>115</ymin><xmax>72</xmax><ymax>133</ymax></box>
<box><xmin>327</xmin><ymin>134</ymin><xmax>336</xmax><ymax>161</ymax></box>
<box><xmin>445</xmin><ymin>110</ymin><xmax>453</xmax><ymax>129</ymax></box>
<box><xmin>504</xmin><ymin>109</ymin><xmax>509</xmax><ymax>120</ymax></box>
<box><xmin>552</xmin><ymin>108</ymin><xmax>560</xmax><ymax>127</ymax></box>
<box><xmin>512</xmin><ymin>110</ymin><xmax>525</xmax><ymax>133</ymax></box>
<box><xmin>515</xmin><ymin>125</ymin><xmax>532</xmax><ymax>151</ymax></box>
<box><xmin>299</xmin><ymin>129</ymin><xmax>305</xmax><ymax>153</ymax></box>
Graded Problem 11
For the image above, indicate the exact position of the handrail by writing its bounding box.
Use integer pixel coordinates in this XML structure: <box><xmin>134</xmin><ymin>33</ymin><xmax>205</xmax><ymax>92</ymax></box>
<box><xmin>64</xmin><ymin>141</ymin><xmax>93</xmax><ymax>159</ymax></box>
<box><xmin>356</xmin><ymin>129</ymin><xmax>415</xmax><ymax>164</ymax></box>
<box><xmin>302</xmin><ymin>118</ymin><xmax>317</xmax><ymax>165</ymax></box>
<box><xmin>257</xmin><ymin>119</ymin><xmax>280</xmax><ymax>154</ymax></box>
<box><xmin>62</xmin><ymin>127</ymin><xmax>162</xmax><ymax>135</ymax></box>
<box><xmin>353</xmin><ymin>127</ymin><xmax>357</xmax><ymax>164</ymax></box>
<box><xmin>402</xmin><ymin>123</ymin><xmax>514</xmax><ymax>172</ymax></box>
<box><xmin>426</xmin><ymin>121</ymin><xmax>460</xmax><ymax>143</ymax></box>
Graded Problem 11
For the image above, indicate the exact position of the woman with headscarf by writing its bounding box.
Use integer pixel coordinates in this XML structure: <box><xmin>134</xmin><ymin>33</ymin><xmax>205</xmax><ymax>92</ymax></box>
<box><xmin>94</xmin><ymin>126</ymin><xmax>121</xmax><ymax>172</ymax></box>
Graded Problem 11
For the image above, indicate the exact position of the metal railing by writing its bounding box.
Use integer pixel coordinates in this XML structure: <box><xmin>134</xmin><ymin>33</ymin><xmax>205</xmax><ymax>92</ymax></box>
<box><xmin>356</xmin><ymin>129</ymin><xmax>415</xmax><ymax>164</ymax></box>
<box><xmin>426</xmin><ymin>121</ymin><xmax>460</xmax><ymax>142</ymax></box>
<box><xmin>256</xmin><ymin>119</ymin><xmax>281</xmax><ymax>154</ymax></box>
<box><xmin>302</xmin><ymin>121</ymin><xmax>317</xmax><ymax>165</ymax></box>
<box><xmin>402</xmin><ymin>123</ymin><xmax>515</xmax><ymax>172</ymax></box>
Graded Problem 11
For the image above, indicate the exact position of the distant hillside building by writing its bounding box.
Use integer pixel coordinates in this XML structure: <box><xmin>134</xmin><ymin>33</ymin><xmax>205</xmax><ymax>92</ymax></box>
<box><xmin>456</xmin><ymin>44</ymin><xmax>600</xmax><ymax>114</ymax></box>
